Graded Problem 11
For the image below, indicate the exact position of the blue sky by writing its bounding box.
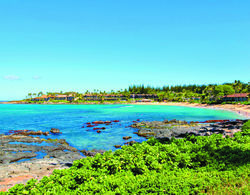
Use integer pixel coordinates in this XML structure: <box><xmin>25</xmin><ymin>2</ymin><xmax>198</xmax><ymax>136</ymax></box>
<box><xmin>0</xmin><ymin>0</ymin><xmax>249</xmax><ymax>100</ymax></box>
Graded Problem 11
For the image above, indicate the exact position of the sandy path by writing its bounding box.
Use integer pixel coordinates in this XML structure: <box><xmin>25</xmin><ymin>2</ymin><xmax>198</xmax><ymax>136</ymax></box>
<box><xmin>0</xmin><ymin>159</ymin><xmax>69</xmax><ymax>192</ymax></box>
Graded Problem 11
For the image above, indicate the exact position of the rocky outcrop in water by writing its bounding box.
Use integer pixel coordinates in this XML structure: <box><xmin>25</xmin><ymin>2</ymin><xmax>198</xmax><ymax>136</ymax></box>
<box><xmin>0</xmin><ymin>130</ymin><xmax>84</xmax><ymax>192</ymax></box>
<box><xmin>123</xmin><ymin>136</ymin><xmax>132</xmax><ymax>140</ymax></box>
<box><xmin>50</xmin><ymin>128</ymin><xmax>61</xmax><ymax>134</ymax></box>
<box><xmin>131</xmin><ymin>119</ymin><xmax>248</xmax><ymax>141</ymax></box>
<box><xmin>0</xmin><ymin>134</ymin><xmax>82</xmax><ymax>165</ymax></box>
<box><xmin>8</xmin><ymin>130</ymin><xmax>49</xmax><ymax>136</ymax></box>
<box><xmin>81</xmin><ymin>149</ymin><xmax>106</xmax><ymax>157</ymax></box>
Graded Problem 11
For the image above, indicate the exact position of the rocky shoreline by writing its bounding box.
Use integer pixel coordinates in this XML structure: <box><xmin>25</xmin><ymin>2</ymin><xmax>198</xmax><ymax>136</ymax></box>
<box><xmin>0</xmin><ymin>129</ymin><xmax>82</xmax><ymax>165</ymax></box>
<box><xmin>0</xmin><ymin>131</ymin><xmax>83</xmax><ymax>192</ymax></box>
<box><xmin>0</xmin><ymin>119</ymin><xmax>249</xmax><ymax>192</ymax></box>
<box><xmin>131</xmin><ymin>119</ymin><xmax>248</xmax><ymax>141</ymax></box>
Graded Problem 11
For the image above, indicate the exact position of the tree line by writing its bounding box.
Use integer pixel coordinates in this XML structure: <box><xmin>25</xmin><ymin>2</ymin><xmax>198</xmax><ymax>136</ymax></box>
<box><xmin>26</xmin><ymin>80</ymin><xmax>249</xmax><ymax>103</ymax></box>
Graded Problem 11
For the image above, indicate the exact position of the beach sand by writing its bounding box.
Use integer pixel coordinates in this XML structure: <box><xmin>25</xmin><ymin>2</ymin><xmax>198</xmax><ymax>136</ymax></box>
<box><xmin>132</xmin><ymin>102</ymin><xmax>250</xmax><ymax>118</ymax></box>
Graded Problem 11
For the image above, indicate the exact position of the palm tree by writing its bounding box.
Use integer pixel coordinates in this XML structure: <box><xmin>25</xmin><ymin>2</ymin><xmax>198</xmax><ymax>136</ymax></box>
<box><xmin>233</xmin><ymin>80</ymin><xmax>242</xmax><ymax>93</ymax></box>
<box><xmin>38</xmin><ymin>91</ymin><xmax>43</xmax><ymax>97</ymax></box>
<box><xmin>28</xmin><ymin>93</ymin><xmax>32</xmax><ymax>99</ymax></box>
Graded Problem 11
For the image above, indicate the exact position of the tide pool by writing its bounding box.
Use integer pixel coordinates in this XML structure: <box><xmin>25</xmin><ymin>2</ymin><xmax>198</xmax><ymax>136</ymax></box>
<box><xmin>0</xmin><ymin>104</ymin><xmax>245</xmax><ymax>151</ymax></box>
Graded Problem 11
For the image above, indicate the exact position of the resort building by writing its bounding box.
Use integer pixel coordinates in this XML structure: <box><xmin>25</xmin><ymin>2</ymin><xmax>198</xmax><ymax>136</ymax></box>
<box><xmin>55</xmin><ymin>95</ymin><xmax>67</xmax><ymax>100</ymax></box>
<box><xmin>54</xmin><ymin>94</ymin><xmax>74</xmax><ymax>101</ymax></box>
<box><xmin>83</xmin><ymin>94</ymin><xmax>127</xmax><ymax>101</ymax></box>
<box><xmin>222</xmin><ymin>93</ymin><xmax>249</xmax><ymax>102</ymax></box>
<box><xmin>31</xmin><ymin>94</ymin><xmax>160</xmax><ymax>102</ymax></box>
<box><xmin>32</xmin><ymin>94</ymin><xmax>75</xmax><ymax>101</ymax></box>
<box><xmin>65</xmin><ymin>94</ymin><xmax>158</xmax><ymax>101</ymax></box>
<box><xmin>136</xmin><ymin>99</ymin><xmax>153</xmax><ymax>102</ymax></box>
<box><xmin>32</xmin><ymin>95</ymin><xmax>53</xmax><ymax>101</ymax></box>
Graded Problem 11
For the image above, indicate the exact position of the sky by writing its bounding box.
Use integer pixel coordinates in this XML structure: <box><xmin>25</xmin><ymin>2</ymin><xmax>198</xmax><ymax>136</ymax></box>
<box><xmin>0</xmin><ymin>0</ymin><xmax>249</xmax><ymax>100</ymax></box>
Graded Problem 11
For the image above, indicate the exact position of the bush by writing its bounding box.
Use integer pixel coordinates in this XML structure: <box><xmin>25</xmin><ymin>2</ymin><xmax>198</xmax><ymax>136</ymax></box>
<box><xmin>241</xmin><ymin>120</ymin><xmax>250</xmax><ymax>136</ymax></box>
<box><xmin>242</xmin><ymin>120</ymin><xmax>250</xmax><ymax>131</ymax></box>
<box><xmin>2</xmin><ymin>132</ymin><xmax>250</xmax><ymax>194</ymax></box>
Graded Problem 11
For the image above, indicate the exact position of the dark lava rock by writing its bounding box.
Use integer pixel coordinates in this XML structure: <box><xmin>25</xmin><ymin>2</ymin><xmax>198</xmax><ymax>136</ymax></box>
<box><xmin>0</xmin><ymin>152</ymin><xmax>37</xmax><ymax>164</ymax></box>
<box><xmin>93</xmin><ymin>127</ymin><xmax>106</xmax><ymax>130</ymax></box>
<box><xmin>0</xmin><ymin>134</ymin><xmax>80</xmax><ymax>165</ymax></box>
<box><xmin>45</xmin><ymin>151</ymin><xmax>82</xmax><ymax>162</ymax></box>
<box><xmin>124</xmin><ymin>141</ymin><xmax>137</xmax><ymax>146</ymax></box>
<box><xmin>81</xmin><ymin>149</ymin><xmax>106</xmax><ymax>157</ymax></box>
<box><xmin>123</xmin><ymin>136</ymin><xmax>132</xmax><ymax>140</ymax></box>
<box><xmin>10</xmin><ymin>130</ymin><xmax>49</xmax><ymax>136</ymax></box>
<box><xmin>131</xmin><ymin>119</ymin><xmax>247</xmax><ymax>140</ymax></box>
<box><xmin>64</xmin><ymin>162</ymin><xmax>73</xmax><ymax>167</ymax></box>
<box><xmin>92</xmin><ymin>121</ymin><xmax>105</xmax><ymax>124</ymax></box>
<box><xmin>50</xmin><ymin>128</ymin><xmax>61</xmax><ymax>134</ymax></box>
<box><xmin>114</xmin><ymin>145</ymin><xmax>121</xmax><ymax>148</ymax></box>
<box><xmin>163</xmin><ymin>120</ymin><xmax>169</xmax><ymax>123</ymax></box>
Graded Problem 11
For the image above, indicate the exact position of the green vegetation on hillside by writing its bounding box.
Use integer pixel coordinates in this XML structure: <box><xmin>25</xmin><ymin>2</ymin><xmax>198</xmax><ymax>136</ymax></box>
<box><xmin>128</xmin><ymin>80</ymin><xmax>249</xmax><ymax>103</ymax></box>
<box><xmin>3</xmin><ymin>121</ymin><xmax>250</xmax><ymax>194</ymax></box>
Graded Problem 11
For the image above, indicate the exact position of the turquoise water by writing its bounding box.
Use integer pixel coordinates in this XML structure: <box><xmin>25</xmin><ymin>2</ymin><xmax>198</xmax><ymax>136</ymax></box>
<box><xmin>0</xmin><ymin>104</ymin><xmax>245</xmax><ymax>151</ymax></box>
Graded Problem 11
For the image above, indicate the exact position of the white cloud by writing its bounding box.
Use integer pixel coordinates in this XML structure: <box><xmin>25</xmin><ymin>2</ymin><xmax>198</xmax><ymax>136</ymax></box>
<box><xmin>3</xmin><ymin>75</ymin><xmax>20</xmax><ymax>80</ymax></box>
<box><xmin>32</xmin><ymin>76</ymin><xmax>41</xmax><ymax>80</ymax></box>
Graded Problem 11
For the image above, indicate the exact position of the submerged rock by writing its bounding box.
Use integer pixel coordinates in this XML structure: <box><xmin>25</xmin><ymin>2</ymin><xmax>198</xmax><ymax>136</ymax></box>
<box><xmin>0</xmin><ymin>152</ymin><xmax>37</xmax><ymax>164</ymax></box>
<box><xmin>114</xmin><ymin>145</ymin><xmax>121</xmax><ymax>148</ymax></box>
<box><xmin>124</xmin><ymin>141</ymin><xmax>137</xmax><ymax>146</ymax></box>
<box><xmin>0</xmin><ymin>134</ymin><xmax>82</xmax><ymax>165</ymax></box>
<box><xmin>122</xmin><ymin>136</ymin><xmax>132</xmax><ymax>140</ymax></box>
<box><xmin>92</xmin><ymin>121</ymin><xmax>105</xmax><ymax>124</ymax></box>
<box><xmin>9</xmin><ymin>130</ymin><xmax>49</xmax><ymax>136</ymax></box>
<box><xmin>93</xmin><ymin>127</ymin><xmax>106</xmax><ymax>130</ymax></box>
<box><xmin>81</xmin><ymin>149</ymin><xmax>106</xmax><ymax>157</ymax></box>
<box><xmin>50</xmin><ymin>128</ymin><xmax>61</xmax><ymax>134</ymax></box>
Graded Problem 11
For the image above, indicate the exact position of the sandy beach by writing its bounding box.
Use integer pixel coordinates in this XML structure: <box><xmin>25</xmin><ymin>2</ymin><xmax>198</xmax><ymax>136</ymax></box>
<box><xmin>132</xmin><ymin>102</ymin><xmax>250</xmax><ymax>118</ymax></box>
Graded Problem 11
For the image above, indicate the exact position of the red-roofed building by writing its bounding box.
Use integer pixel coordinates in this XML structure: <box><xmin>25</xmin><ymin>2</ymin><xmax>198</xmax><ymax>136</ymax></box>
<box><xmin>32</xmin><ymin>94</ymin><xmax>74</xmax><ymax>101</ymax></box>
<box><xmin>32</xmin><ymin>95</ymin><xmax>54</xmax><ymax>101</ymax></box>
<box><xmin>223</xmin><ymin>93</ymin><xmax>249</xmax><ymax>102</ymax></box>
<box><xmin>55</xmin><ymin>95</ymin><xmax>75</xmax><ymax>101</ymax></box>
<box><xmin>55</xmin><ymin>95</ymin><xmax>67</xmax><ymax>100</ymax></box>
<box><xmin>136</xmin><ymin>99</ymin><xmax>153</xmax><ymax>102</ymax></box>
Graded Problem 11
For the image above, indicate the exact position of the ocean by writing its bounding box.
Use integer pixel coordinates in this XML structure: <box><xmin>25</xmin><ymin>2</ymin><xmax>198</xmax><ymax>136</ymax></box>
<box><xmin>0</xmin><ymin>104</ymin><xmax>245</xmax><ymax>151</ymax></box>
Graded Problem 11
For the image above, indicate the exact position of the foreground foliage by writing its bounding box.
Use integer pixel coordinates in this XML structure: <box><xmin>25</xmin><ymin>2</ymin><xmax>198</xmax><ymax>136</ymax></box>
<box><xmin>2</xmin><ymin>124</ymin><xmax>250</xmax><ymax>194</ymax></box>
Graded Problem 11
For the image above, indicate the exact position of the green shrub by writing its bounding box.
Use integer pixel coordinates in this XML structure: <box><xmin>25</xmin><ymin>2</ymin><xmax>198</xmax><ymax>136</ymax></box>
<box><xmin>2</xmin><ymin>132</ymin><xmax>250</xmax><ymax>194</ymax></box>
<box><xmin>242</xmin><ymin>120</ymin><xmax>250</xmax><ymax>131</ymax></box>
<box><xmin>241</xmin><ymin>120</ymin><xmax>250</xmax><ymax>136</ymax></box>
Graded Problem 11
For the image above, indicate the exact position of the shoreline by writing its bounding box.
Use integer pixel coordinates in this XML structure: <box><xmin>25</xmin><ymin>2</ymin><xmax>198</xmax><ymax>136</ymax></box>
<box><xmin>0</xmin><ymin>109</ymin><xmax>248</xmax><ymax>192</ymax></box>
<box><xmin>1</xmin><ymin>118</ymin><xmax>248</xmax><ymax>192</ymax></box>
<box><xmin>131</xmin><ymin>102</ymin><xmax>250</xmax><ymax>118</ymax></box>
<box><xmin>1</xmin><ymin>101</ymin><xmax>249</xmax><ymax>118</ymax></box>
